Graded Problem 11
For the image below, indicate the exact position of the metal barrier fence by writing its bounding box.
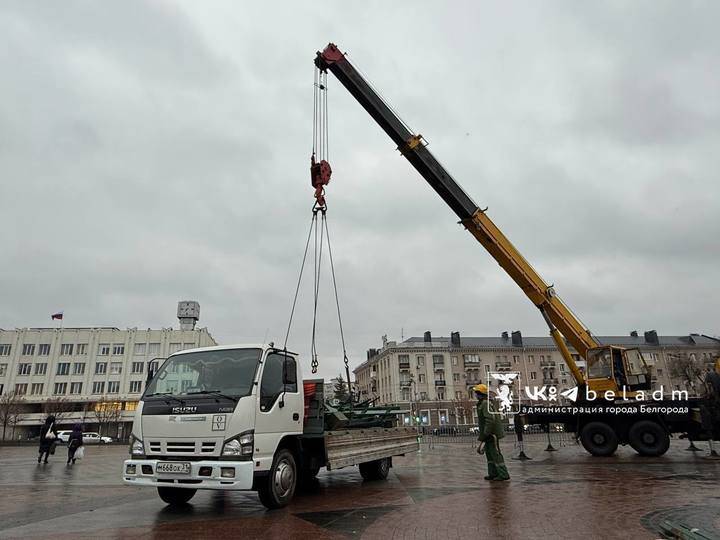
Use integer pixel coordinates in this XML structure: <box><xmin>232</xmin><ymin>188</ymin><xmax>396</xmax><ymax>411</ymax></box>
<box><xmin>418</xmin><ymin>424</ymin><xmax>578</xmax><ymax>452</ymax></box>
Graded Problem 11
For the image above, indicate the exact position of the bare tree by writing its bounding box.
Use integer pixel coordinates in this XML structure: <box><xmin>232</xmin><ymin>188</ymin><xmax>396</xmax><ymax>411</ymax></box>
<box><xmin>668</xmin><ymin>353</ymin><xmax>707</xmax><ymax>396</ymax></box>
<box><xmin>92</xmin><ymin>396</ymin><xmax>123</xmax><ymax>437</ymax></box>
<box><xmin>42</xmin><ymin>397</ymin><xmax>74</xmax><ymax>425</ymax></box>
<box><xmin>0</xmin><ymin>391</ymin><xmax>24</xmax><ymax>441</ymax></box>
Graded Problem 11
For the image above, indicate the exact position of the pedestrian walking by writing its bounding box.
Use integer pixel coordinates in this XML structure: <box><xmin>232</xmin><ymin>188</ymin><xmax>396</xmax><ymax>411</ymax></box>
<box><xmin>38</xmin><ymin>415</ymin><xmax>58</xmax><ymax>464</ymax></box>
<box><xmin>67</xmin><ymin>423</ymin><xmax>84</xmax><ymax>465</ymax></box>
<box><xmin>474</xmin><ymin>384</ymin><xmax>510</xmax><ymax>482</ymax></box>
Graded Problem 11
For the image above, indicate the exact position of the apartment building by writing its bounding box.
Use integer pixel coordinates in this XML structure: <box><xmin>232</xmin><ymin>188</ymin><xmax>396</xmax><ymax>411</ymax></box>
<box><xmin>0</xmin><ymin>302</ymin><xmax>216</xmax><ymax>440</ymax></box>
<box><xmin>354</xmin><ymin>330</ymin><xmax>720</xmax><ymax>428</ymax></box>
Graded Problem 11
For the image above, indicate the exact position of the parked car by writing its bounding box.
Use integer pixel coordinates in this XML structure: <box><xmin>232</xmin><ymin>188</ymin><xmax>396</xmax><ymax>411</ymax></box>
<box><xmin>83</xmin><ymin>432</ymin><xmax>112</xmax><ymax>444</ymax></box>
<box><xmin>56</xmin><ymin>431</ymin><xmax>73</xmax><ymax>444</ymax></box>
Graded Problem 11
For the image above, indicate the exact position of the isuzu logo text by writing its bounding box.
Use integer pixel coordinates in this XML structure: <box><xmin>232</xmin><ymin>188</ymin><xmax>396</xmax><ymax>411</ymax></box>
<box><xmin>171</xmin><ymin>406</ymin><xmax>198</xmax><ymax>414</ymax></box>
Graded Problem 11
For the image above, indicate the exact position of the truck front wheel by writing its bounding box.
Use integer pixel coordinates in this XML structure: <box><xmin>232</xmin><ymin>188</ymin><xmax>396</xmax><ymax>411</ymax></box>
<box><xmin>359</xmin><ymin>457</ymin><xmax>390</xmax><ymax>481</ymax></box>
<box><xmin>628</xmin><ymin>420</ymin><xmax>670</xmax><ymax>457</ymax></box>
<box><xmin>157</xmin><ymin>487</ymin><xmax>196</xmax><ymax>505</ymax></box>
<box><xmin>258</xmin><ymin>448</ymin><xmax>297</xmax><ymax>509</ymax></box>
<box><xmin>580</xmin><ymin>422</ymin><xmax>618</xmax><ymax>456</ymax></box>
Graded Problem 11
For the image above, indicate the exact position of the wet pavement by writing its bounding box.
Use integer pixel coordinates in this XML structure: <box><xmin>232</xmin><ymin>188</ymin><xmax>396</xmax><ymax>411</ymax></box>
<box><xmin>0</xmin><ymin>437</ymin><xmax>719</xmax><ymax>539</ymax></box>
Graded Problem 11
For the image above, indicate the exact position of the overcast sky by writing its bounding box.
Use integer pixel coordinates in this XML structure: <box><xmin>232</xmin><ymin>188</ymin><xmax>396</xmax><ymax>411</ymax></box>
<box><xmin>1</xmin><ymin>1</ymin><xmax>718</xmax><ymax>379</ymax></box>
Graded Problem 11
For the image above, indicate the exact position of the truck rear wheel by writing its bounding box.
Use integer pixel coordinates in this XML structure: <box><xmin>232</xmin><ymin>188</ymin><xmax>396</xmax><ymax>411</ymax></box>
<box><xmin>258</xmin><ymin>448</ymin><xmax>297</xmax><ymax>509</ymax></box>
<box><xmin>580</xmin><ymin>422</ymin><xmax>618</xmax><ymax>456</ymax></box>
<box><xmin>359</xmin><ymin>457</ymin><xmax>390</xmax><ymax>481</ymax></box>
<box><xmin>629</xmin><ymin>420</ymin><xmax>670</xmax><ymax>456</ymax></box>
<box><xmin>157</xmin><ymin>487</ymin><xmax>196</xmax><ymax>505</ymax></box>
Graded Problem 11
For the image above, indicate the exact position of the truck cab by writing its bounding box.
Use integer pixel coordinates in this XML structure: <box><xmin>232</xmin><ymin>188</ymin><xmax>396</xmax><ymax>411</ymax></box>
<box><xmin>124</xmin><ymin>345</ymin><xmax>304</xmax><ymax>506</ymax></box>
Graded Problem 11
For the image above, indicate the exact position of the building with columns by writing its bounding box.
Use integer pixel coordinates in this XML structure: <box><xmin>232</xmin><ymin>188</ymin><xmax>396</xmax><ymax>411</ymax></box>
<box><xmin>0</xmin><ymin>302</ymin><xmax>216</xmax><ymax>440</ymax></box>
<box><xmin>354</xmin><ymin>330</ymin><xmax>720</xmax><ymax>428</ymax></box>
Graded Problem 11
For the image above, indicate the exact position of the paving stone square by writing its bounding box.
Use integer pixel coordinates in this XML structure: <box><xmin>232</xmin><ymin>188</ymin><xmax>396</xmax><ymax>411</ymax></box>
<box><xmin>1</xmin><ymin>436</ymin><xmax>719</xmax><ymax>539</ymax></box>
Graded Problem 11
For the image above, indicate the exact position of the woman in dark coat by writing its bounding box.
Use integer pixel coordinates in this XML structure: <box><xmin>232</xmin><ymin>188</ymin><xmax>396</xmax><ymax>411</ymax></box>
<box><xmin>38</xmin><ymin>415</ymin><xmax>58</xmax><ymax>464</ymax></box>
<box><xmin>67</xmin><ymin>423</ymin><xmax>84</xmax><ymax>465</ymax></box>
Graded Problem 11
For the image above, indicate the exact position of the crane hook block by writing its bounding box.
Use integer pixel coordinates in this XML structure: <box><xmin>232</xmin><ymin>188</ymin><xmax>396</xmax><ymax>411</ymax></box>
<box><xmin>310</xmin><ymin>154</ymin><xmax>332</xmax><ymax>207</ymax></box>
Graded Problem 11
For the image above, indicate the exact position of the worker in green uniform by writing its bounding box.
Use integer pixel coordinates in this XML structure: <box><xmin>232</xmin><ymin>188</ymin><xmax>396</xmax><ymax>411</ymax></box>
<box><xmin>474</xmin><ymin>383</ymin><xmax>510</xmax><ymax>481</ymax></box>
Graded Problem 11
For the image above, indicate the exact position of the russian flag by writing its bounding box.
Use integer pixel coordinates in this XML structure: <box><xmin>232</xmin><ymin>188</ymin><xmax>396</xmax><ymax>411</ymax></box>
<box><xmin>51</xmin><ymin>312</ymin><xmax>64</xmax><ymax>321</ymax></box>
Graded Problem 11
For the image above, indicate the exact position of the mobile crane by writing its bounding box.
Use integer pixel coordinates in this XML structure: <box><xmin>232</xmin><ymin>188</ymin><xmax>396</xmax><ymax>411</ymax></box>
<box><xmin>315</xmin><ymin>43</ymin><xmax>718</xmax><ymax>457</ymax></box>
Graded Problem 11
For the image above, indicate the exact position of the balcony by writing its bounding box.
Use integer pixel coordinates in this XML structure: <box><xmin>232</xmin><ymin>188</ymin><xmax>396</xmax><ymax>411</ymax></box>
<box><xmin>540</xmin><ymin>360</ymin><xmax>556</xmax><ymax>367</ymax></box>
<box><xmin>434</xmin><ymin>365</ymin><xmax>445</xmax><ymax>372</ymax></box>
<box><xmin>494</xmin><ymin>361</ymin><xmax>511</xmax><ymax>369</ymax></box>
<box><xmin>400</xmin><ymin>380</ymin><xmax>412</xmax><ymax>388</ymax></box>
<box><xmin>399</xmin><ymin>362</ymin><xmax>410</xmax><ymax>370</ymax></box>
<box><xmin>434</xmin><ymin>380</ymin><xmax>446</xmax><ymax>387</ymax></box>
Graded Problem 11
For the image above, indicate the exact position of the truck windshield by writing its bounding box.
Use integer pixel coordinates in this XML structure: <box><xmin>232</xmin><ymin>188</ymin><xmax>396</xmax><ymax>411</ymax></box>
<box><xmin>145</xmin><ymin>348</ymin><xmax>261</xmax><ymax>398</ymax></box>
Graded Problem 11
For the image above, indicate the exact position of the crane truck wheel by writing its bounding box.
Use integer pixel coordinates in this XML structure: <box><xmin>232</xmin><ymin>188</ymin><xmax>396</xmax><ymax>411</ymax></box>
<box><xmin>359</xmin><ymin>457</ymin><xmax>390</xmax><ymax>481</ymax></box>
<box><xmin>580</xmin><ymin>422</ymin><xmax>619</xmax><ymax>456</ymax></box>
<box><xmin>258</xmin><ymin>448</ymin><xmax>297</xmax><ymax>509</ymax></box>
<box><xmin>157</xmin><ymin>487</ymin><xmax>196</xmax><ymax>505</ymax></box>
<box><xmin>628</xmin><ymin>420</ymin><xmax>670</xmax><ymax>457</ymax></box>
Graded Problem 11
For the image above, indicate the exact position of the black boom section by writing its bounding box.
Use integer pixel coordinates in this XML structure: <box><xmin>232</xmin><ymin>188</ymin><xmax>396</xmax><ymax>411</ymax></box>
<box><xmin>316</xmin><ymin>50</ymin><xmax>479</xmax><ymax>220</ymax></box>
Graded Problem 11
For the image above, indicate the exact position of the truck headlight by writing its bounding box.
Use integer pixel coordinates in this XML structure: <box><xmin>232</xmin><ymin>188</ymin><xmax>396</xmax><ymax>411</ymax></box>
<box><xmin>130</xmin><ymin>436</ymin><xmax>144</xmax><ymax>456</ymax></box>
<box><xmin>222</xmin><ymin>430</ymin><xmax>253</xmax><ymax>458</ymax></box>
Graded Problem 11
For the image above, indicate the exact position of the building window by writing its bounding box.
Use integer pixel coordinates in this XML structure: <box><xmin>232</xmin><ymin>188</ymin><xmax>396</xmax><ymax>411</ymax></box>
<box><xmin>148</xmin><ymin>343</ymin><xmax>161</xmax><ymax>356</ymax></box>
<box><xmin>22</xmin><ymin>344</ymin><xmax>36</xmax><ymax>356</ymax></box>
<box><xmin>53</xmin><ymin>382</ymin><xmax>67</xmax><ymax>395</ymax></box>
<box><xmin>0</xmin><ymin>344</ymin><xmax>12</xmax><ymax>356</ymax></box>
<box><xmin>131</xmin><ymin>362</ymin><xmax>144</xmax><ymax>374</ymax></box>
<box><xmin>95</xmin><ymin>362</ymin><xmax>107</xmax><ymax>375</ymax></box>
<box><xmin>149</xmin><ymin>360</ymin><xmax>159</xmax><ymax>374</ymax></box>
<box><xmin>657</xmin><ymin>368</ymin><xmax>663</xmax><ymax>376</ymax></box>
<box><xmin>77</xmin><ymin>344</ymin><xmax>88</xmax><ymax>355</ymax></box>
<box><xmin>420</xmin><ymin>409</ymin><xmax>430</xmax><ymax>425</ymax></box>
<box><xmin>455</xmin><ymin>391</ymin><xmax>462</xmax><ymax>399</ymax></box>
<box><xmin>463</xmin><ymin>354</ymin><xmax>480</xmax><ymax>365</ymax></box>
<box><xmin>60</xmin><ymin>344</ymin><xmax>74</xmax><ymax>356</ymax></box>
<box><xmin>15</xmin><ymin>383</ymin><xmax>28</xmax><ymax>395</ymax></box>
<box><xmin>437</xmin><ymin>390</ymin><xmax>445</xmax><ymax>400</ymax></box>
<box><xmin>112</xmin><ymin>344</ymin><xmax>125</xmax><ymax>355</ymax></box>
<box><xmin>98</xmin><ymin>344</ymin><xmax>110</xmax><ymax>356</ymax></box>
<box><xmin>530</xmin><ymin>372</ymin><xmax>537</xmax><ymax>380</ymax></box>
<box><xmin>416</xmin><ymin>355</ymin><xmax>425</xmax><ymax>367</ymax></box>
<box><xmin>31</xmin><ymin>383</ymin><xmax>44</xmax><ymax>395</ymax></box>
<box><xmin>169</xmin><ymin>343</ymin><xmax>182</xmax><ymax>354</ymax></box>
<box><xmin>34</xmin><ymin>363</ymin><xmax>47</xmax><ymax>376</ymax></box>
<box><xmin>451</xmin><ymin>356</ymin><xmax>458</xmax><ymax>366</ymax></box>
<box><xmin>110</xmin><ymin>362</ymin><xmax>122</xmax><ymax>375</ymax></box>
<box><xmin>513</xmin><ymin>355</ymin><xmax>519</xmax><ymax>363</ymax></box>
<box><xmin>70</xmin><ymin>382</ymin><xmax>83</xmax><ymax>394</ymax></box>
<box><xmin>453</xmin><ymin>373</ymin><xmax>460</xmax><ymax>382</ymax></box>
<box><xmin>0</xmin><ymin>364</ymin><xmax>6</xmax><ymax>377</ymax></box>
<box><xmin>418</xmin><ymin>374</ymin><xmax>425</xmax><ymax>383</ymax></box>
<box><xmin>528</xmin><ymin>355</ymin><xmax>534</xmax><ymax>364</ymax></box>
<box><xmin>17</xmin><ymin>363</ymin><xmax>32</xmax><ymax>376</ymax></box>
<box><xmin>439</xmin><ymin>409</ymin><xmax>449</xmax><ymax>425</ymax></box>
<box><xmin>56</xmin><ymin>363</ymin><xmax>70</xmax><ymax>376</ymax></box>
<box><xmin>133</xmin><ymin>343</ymin><xmax>146</xmax><ymax>355</ymax></box>
<box><xmin>420</xmin><ymin>392</ymin><xmax>428</xmax><ymax>401</ymax></box>
<box><xmin>561</xmin><ymin>379</ymin><xmax>567</xmax><ymax>384</ymax></box>
<box><xmin>107</xmin><ymin>381</ymin><xmax>120</xmax><ymax>394</ymax></box>
<box><xmin>129</xmin><ymin>380</ymin><xmax>143</xmax><ymax>393</ymax></box>
<box><xmin>92</xmin><ymin>381</ymin><xmax>105</xmax><ymax>394</ymax></box>
<box><xmin>73</xmin><ymin>363</ymin><xmax>85</xmax><ymax>375</ymax></box>
<box><xmin>38</xmin><ymin>344</ymin><xmax>51</xmax><ymax>356</ymax></box>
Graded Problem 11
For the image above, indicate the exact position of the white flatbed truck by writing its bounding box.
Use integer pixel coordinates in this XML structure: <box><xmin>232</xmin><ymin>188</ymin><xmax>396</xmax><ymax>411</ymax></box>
<box><xmin>123</xmin><ymin>344</ymin><xmax>418</xmax><ymax>508</ymax></box>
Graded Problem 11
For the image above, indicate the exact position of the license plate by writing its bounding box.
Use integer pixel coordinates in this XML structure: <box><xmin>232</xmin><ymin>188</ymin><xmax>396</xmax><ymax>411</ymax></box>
<box><xmin>156</xmin><ymin>462</ymin><xmax>191</xmax><ymax>474</ymax></box>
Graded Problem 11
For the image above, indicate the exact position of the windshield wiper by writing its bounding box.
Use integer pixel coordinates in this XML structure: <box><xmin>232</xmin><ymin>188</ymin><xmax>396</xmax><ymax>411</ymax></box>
<box><xmin>186</xmin><ymin>390</ymin><xmax>238</xmax><ymax>403</ymax></box>
<box><xmin>145</xmin><ymin>392</ymin><xmax>185</xmax><ymax>405</ymax></box>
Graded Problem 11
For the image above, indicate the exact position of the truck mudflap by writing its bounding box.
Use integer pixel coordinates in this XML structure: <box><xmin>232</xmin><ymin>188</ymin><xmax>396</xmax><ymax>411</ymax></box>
<box><xmin>325</xmin><ymin>427</ymin><xmax>419</xmax><ymax>470</ymax></box>
<box><xmin>123</xmin><ymin>459</ymin><xmax>254</xmax><ymax>490</ymax></box>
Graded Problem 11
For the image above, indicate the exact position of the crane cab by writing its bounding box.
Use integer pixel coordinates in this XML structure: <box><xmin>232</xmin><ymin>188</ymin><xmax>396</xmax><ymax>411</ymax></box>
<box><xmin>585</xmin><ymin>346</ymin><xmax>652</xmax><ymax>395</ymax></box>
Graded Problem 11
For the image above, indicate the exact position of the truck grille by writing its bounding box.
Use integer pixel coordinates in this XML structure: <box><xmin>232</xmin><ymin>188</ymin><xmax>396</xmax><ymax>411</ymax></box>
<box><xmin>147</xmin><ymin>440</ymin><xmax>218</xmax><ymax>455</ymax></box>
